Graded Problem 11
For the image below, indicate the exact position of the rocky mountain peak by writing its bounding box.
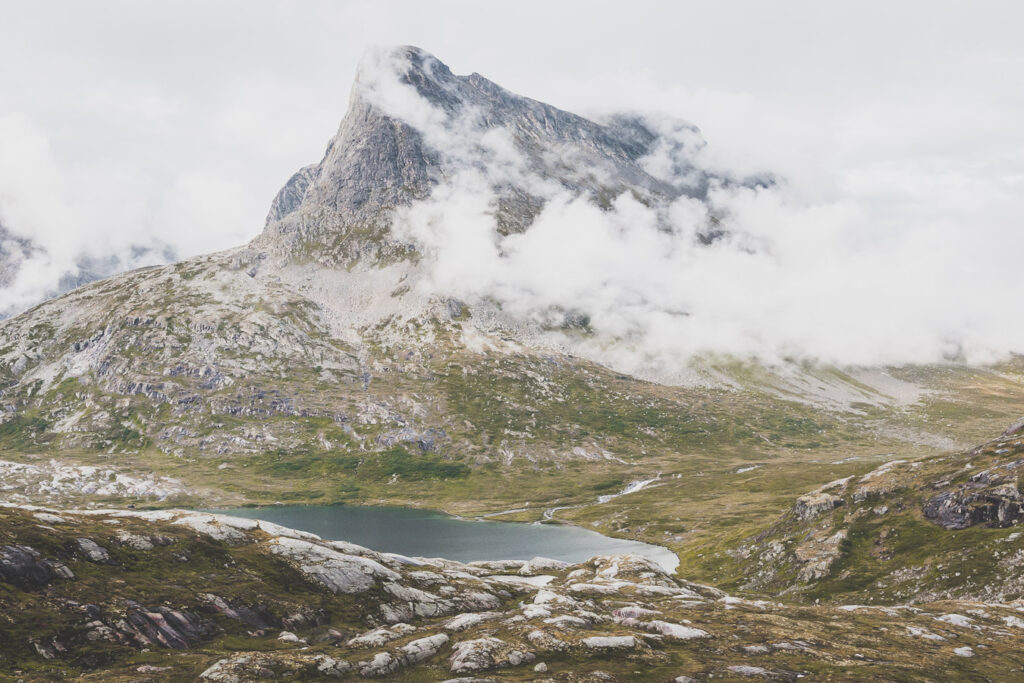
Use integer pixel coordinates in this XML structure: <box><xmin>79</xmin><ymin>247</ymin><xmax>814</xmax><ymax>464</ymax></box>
<box><xmin>358</xmin><ymin>45</ymin><xmax>462</xmax><ymax>112</ymax></box>
<box><xmin>255</xmin><ymin>45</ymin><xmax>720</xmax><ymax>266</ymax></box>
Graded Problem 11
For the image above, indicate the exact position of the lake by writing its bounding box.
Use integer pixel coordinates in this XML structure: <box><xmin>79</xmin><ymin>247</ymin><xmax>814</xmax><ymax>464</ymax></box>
<box><xmin>207</xmin><ymin>505</ymin><xmax>678</xmax><ymax>572</ymax></box>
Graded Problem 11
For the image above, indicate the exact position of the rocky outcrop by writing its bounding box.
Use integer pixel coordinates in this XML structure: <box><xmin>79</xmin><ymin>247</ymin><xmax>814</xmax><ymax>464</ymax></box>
<box><xmin>924</xmin><ymin>475</ymin><xmax>1023</xmax><ymax>530</ymax></box>
<box><xmin>794</xmin><ymin>490</ymin><xmax>844</xmax><ymax>520</ymax></box>
<box><xmin>0</xmin><ymin>544</ymin><xmax>71</xmax><ymax>586</ymax></box>
<box><xmin>120</xmin><ymin>602</ymin><xmax>211</xmax><ymax>649</ymax></box>
<box><xmin>357</xmin><ymin>633</ymin><xmax>449</xmax><ymax>676</ymax></box>
<box><xmin>448</xmin><ymin>637</ymin><xmax>535</xmax><ymax>673</ymax></box>
<box><xmin>76</xmin><ymin>537</ymin><xmax>117</xmax><ymax>564</ymax></box>
<box><xmin>794</xmin><ymin>530</ymin><xmax>847</xmax><ymax>582</ymax></box>
<box><xmin>266</xmin><ymin>536</ymin><xmax>401</xmax><ymax>593</ymax></box>
<box><xmin>200</xmin><ymin>652</ymin><xmax>351</xmax><ymax>681</ymax></box>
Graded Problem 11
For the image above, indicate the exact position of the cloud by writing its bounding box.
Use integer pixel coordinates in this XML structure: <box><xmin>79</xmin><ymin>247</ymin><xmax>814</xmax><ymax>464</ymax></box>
<box><xmin>363</xmin><ymin>50</ymin><xmax>1024</xmax><ymax>368</ymax></box>
<box><xmin>1</xmin><ymin>1</ymin><xmax>1022</xmax><ymax>368</ymax></box>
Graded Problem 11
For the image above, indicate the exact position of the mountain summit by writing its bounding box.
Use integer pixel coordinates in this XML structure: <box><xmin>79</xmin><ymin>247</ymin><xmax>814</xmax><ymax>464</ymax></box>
<box><xmin>256</xmin><ymin>46</ymin><xmax>722</xmax><ymax>265</ymax></box>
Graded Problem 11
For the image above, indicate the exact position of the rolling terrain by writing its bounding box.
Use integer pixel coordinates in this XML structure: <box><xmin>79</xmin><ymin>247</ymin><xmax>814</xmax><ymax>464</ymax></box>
<box><xmin>0</xmin><ymin>46</ymin><xmax>1023</xmax><ymax>679</ymax></box>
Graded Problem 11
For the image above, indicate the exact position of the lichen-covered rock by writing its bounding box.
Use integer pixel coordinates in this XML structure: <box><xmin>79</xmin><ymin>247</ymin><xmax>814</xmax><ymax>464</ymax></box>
<box><xmin>924</xmin><ymin>483</ymin><xmax>1024</xmax><ymax>530</ymax></box>
<box><xmin>115</xmin><ymin>531</ymin><xmax>157</xmax><ymax>550</ymax></box>
<box><xmin>581</xmin><ymin>635</ymin><xmax>639</xmax><ymax>650</ymax></box>
<box><xmin>359</xmin><ymin>652</ymin><xmax>399</xmax><ymax>677</ymax></box>
<box><xmin>612</xmin><ymin>606</ymin><xmax>661</xmax><ymax>620</ymax></box>
<box><xmin>33</xmin><ymin>512</ymin><xmax>69</xmax><ymax>525</ymax></box>
<box><xmin>265</xmin><ymin>536</ymin><xmax>401</xmax><ymax>593</ymax></box>
<box><xmin>449</xmin><ymin>637</ymin><xmax>535</xmax><ymax>673</ymax></box>
<box><xmin>614</xmin><ymin>618</ymin><xmax>709</xmax><ymax>640</ymax></box>
<box><xmin>348</xmin><ymin>626</ymin><xmax>406</xmax><ymax>648</ymax></box>
<box><xmin>171</xmin><ymin>514</ymin><xmax>252</xmax><ymax>544</ymax></box>
<box><xmin>76</xmin><ymin>537</ymin><xmax>117</xmax><ymax>564</ymax></box>
<box><xmin>200</xmin><ymin>652</ymin><xmax>350</xmax><ymax>681</ymax></box>
<box><xmin>519</xmin><ymin>557</ymin><xmax>571</xmax><ymax>575</ymax></box>
<box><xmin>380</xmin><ymin>581</ymin><xmax>456</xmax><ymax>621</ymax></box>
<box><xmin>794</xmin><ymin>491</ymin><xmax>843</xmax><ymax>520</ymax></box>
<box><xmin>795</xmin><ymin>530</ymin><xmax>847</xmax><ymax>582</ymax></box>
<box><xmin>444</xmin><ymin>612</ymin><xmax>501</xmax><ymax>632</ymax></box>
<box><xmin>398</xmin><ymin>633</ymin><xmax>449</xmax><ymax>664</ymax></box>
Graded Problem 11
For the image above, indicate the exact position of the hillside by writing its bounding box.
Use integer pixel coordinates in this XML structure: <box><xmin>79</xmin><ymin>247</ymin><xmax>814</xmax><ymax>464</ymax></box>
<box><xmin>0</xmin><ymin>502</ymin><xmax>1022</xmax><ymax>680</ymax></box>
<box><xmin>1</xmin><ymin>47</ymin><xmax>1024</xmax><ymax>576</ymax></box>
<box><xmin>721</xmin><ymin>418</ymin><xmax>1024</xmax><ymax>604</ymax></box>
<box><xmin>1</xmin><ymin>46</ymin><xmax>1024</xmax><ymax>679</ymax></box>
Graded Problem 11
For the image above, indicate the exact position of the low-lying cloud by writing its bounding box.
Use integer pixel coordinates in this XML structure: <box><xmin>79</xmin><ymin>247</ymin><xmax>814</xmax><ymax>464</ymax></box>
<box><xmin>365</xmin><ymin>49</ymin><xmax>1024</xmax><ymax>368</ymax></box>
<box><xmin>2</xmin><ymin>3</ymin><xmax>1022</xmax><ymax>370</ymax></box>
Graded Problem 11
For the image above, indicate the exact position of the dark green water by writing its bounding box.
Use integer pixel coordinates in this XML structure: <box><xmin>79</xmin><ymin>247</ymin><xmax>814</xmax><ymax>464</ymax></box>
<box><xmin>208</xmin><ymin>505</ymin><xmax>678</xmax><ymax>571</ymax></box>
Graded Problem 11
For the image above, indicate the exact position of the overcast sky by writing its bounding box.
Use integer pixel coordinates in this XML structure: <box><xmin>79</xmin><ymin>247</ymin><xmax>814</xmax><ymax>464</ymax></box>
<box><xmin>1</xmin><ymin>1</ymin><xmax>1023</xmax><ymax>363</ymax></box>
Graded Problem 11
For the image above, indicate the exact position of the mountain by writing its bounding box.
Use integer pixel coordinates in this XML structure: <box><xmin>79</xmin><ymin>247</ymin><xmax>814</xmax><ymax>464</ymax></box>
<box><xmin>2</xmin><ymin>43</ymin><xmax>1024</xmax><ymax>680</ymax></box>
<box><xmin>0</xmin><ymin>45</ymin><xmax>1023</xmax><ymax>598</ymax></box>
<box><xmin>255</xmin><ymin>45</ymin><xmax>726</xmax><ymax>266</ymax></box>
